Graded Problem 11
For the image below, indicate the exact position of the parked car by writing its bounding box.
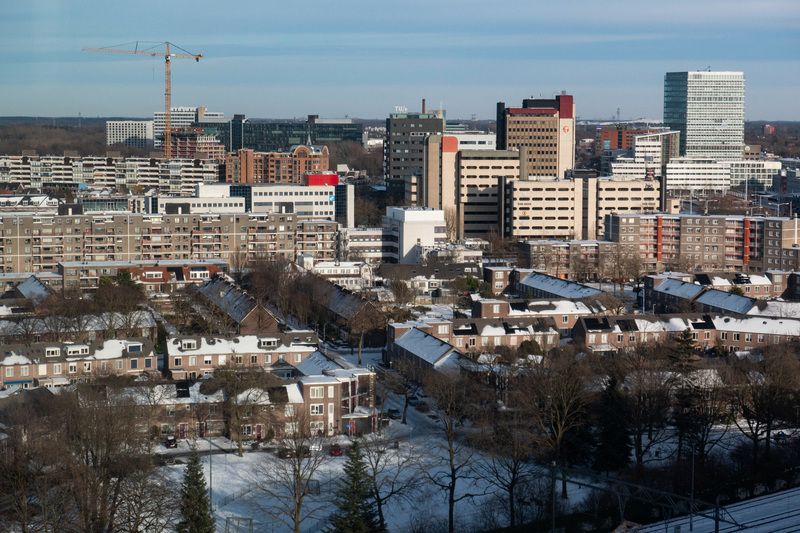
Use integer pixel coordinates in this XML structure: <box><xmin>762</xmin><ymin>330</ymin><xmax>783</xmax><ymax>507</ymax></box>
<box><xmin>277</xmin><ymin>447</ymin><xmax>294</xmax><ymax>459</ymax></box>
<box><xmin>329</xmin><ymin>444</ymin><xmax>343</xmax><ymax>456</ymax></box>
<box><xmin>414</xmin><ymin>401</ymin><xmax>430</xmax><ymax>413</ymax></box>
<box><xmin>407</xmin><ymin>396</ymin><xmax>420</xmax><ymax>407</ymax></box>
<box><xmin>165</xmin><ymin>436</ymin><xmax>177</xmax><ymax>449</ymax></box>
<box><xmin>387</xmin><ymin>408</ymin><xmax>401</xmax><ymax>420</ymax></box>
<box><xmin>298</xmin><ymin>445</ymin><xmax>311</xmax><ymax>458</ymax></box>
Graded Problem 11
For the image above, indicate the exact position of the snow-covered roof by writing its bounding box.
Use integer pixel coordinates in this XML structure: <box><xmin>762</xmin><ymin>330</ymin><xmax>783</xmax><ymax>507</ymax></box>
<box><xmin>653</xmin><ymin>278</ymin><xmax>704</xmax><ymax>299</ymax></box>
<box><xmin>519</xmin><ymin>272</ymin><xmax>602</xmax><ymax>299</ymax></box>
<box><xmin>165</xmin><ymin>335</ymin><xmax>316</xmax><ymax>357</ymax></box>
<box><xmin>295</xmin><ymin>350</ymin><xmax>343</xmax><ymax>376</ymax></box>
<box><xmin>695</xmin><ymin>289</ymin><xmax>755</xmax><ymax>314</ymax></box>
<box><xmin>711</xmin><ymin>315</ymin><xmax>800</xmax><ymax>336</ymax></box>
<box><xmin>284</xmin><ymin>384</ymin><xmax>303</xmax><ymax>404</ymax></box>
<box><xmin>394</xmin><ymin>328</ymin><xmax>458</xmax><ymax>366</ymax></box>
<box><xmin>15</xmin><ymin>276</ymin><xmax>51</xmax><ymax>305</ymax></box>
<box><xmin>747</xmin><ymin>300</ymin><xmax>800</xmax><ymax>318</ymax></box>
<box><xmin>197</xmin><ymin>277</ymin><xmax>259</xmax><ymax>324</ymax></box>
<box><xmin>509</xmin><ymin>299</ymin><xmax>598</xmax><ymax>316</ymax></box>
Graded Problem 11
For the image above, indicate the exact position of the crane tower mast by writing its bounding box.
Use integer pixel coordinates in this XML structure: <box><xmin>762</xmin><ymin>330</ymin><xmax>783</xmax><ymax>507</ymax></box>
<box><xmin>82</xmin><ymin>41</ymin><xmax>203</xmax><ymax>159</ymax></box>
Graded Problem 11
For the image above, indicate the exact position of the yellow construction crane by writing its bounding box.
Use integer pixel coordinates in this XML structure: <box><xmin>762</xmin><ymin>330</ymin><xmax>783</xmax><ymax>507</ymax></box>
<box><xmin>82</xmin><ymin>41</ymin><xmax>203</xmax><ymax>158</ymax></box>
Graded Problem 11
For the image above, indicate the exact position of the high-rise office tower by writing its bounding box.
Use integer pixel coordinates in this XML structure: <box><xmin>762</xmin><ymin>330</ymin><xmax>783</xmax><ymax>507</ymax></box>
<box><xmin>664</xmin><ymin>71</ymin><xmax>745</xmax><ymax>162</ymax></box>
<box><xmin>384</xmin><ymin>101</ymin><xmax>446</xmax><ymax>204</ymax></box>
<box><xmin>496</xmin><ymin>93</ymin><xmax>575</xmax><ymax>179</ymax></box>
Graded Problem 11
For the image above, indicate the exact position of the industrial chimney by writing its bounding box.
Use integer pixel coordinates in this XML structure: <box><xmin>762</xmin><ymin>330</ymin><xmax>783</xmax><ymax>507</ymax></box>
<box><xmin>422</xmin><ymin>99</ymin><xmax>426</xmax><ymax>114</ymax></box>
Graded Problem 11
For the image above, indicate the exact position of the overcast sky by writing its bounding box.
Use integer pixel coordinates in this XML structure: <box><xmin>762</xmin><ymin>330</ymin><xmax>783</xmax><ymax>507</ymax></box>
<box><xmin>2</xmin><ymin>0</ymin><xmax>799</xmax><ymax>121</ymax></box>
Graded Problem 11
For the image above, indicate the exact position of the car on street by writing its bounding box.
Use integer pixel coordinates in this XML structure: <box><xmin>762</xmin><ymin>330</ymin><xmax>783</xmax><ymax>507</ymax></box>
<box><xmin>387</xmin><ymin>408</ymin><xmax>401</xmax><ymax>420</ymax></box>
<box><xmin>329</xmin><ymin>444</ymin><xmax>343</xmax><ymax>456</ymax></box>
<box><xmin>165</xmin><ymin>436</ymin><xmax>177</xmax><ymax>449</ymax></box>
<box><xmin>277</xmin><ymin>446</ymin><xmax>294</xmax><ymax>458</ymax></box>
<box><xmin>407</xmin><ymin>396</ymin><xmax>420</xmax><ymax>407</ymax></box>
<box><xmin>414</xmin><ymin>401</ymin><xmax>430</xmax><ymax>413</ymax></box>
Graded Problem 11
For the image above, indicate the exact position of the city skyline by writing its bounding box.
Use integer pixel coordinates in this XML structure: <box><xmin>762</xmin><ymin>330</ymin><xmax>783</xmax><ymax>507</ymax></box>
<box><xmin>2</xmin><ymin>0</ymin><xmax>799</xmax><ymax>121</ymax></box>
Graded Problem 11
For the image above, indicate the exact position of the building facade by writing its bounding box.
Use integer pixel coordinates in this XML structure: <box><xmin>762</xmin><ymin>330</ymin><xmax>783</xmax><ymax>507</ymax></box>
<box><xmin>384</xmin><ymin>108</ymin><xmax>446</xmax><ymax>202</ymax></box>
<box><xmin>105</xmin><ymin>121</ymin><xmax>154</xmax><ymax>149</ymax></box>
<box><xmin>496</xmin><ymin>94</ymin><xmax>575</xmax><ymax>179</ymax></box>
<box><xmin>664</xmin><ymin>71</ymin><xmax>745</xmax><ymax>162</ymax></box>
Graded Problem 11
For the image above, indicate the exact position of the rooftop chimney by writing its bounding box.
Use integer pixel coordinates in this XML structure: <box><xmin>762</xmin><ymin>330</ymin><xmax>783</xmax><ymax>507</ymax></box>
<box><xmin>422</xmin><ymin>99</ymin><xmax>426</xmax><ymax>114</ymax></box>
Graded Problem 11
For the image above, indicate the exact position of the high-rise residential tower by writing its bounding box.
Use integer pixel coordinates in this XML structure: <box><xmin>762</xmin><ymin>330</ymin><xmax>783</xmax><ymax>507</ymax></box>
<box><xmin>664</xmin><ymin>71</ymin><xmax>745</xmax><ymax>162</ymax></box>
<box><xmin>496</xmin><ymin>94</ymin><xmax>575</xmax><ymax>179</ymax></box>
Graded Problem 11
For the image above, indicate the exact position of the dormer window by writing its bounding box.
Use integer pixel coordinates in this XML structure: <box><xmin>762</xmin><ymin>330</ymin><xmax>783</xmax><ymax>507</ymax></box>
<box><xmin>65</xmin><ymin>345</ymin><xmax>89</xmax><ymax>356</ymax></box>
<box><xmin>181</xmin><ymin>340</ymin><xmax>197</xmax><ymax>350</ymax></box>
<box><xmin>45</xmin><ymin>347</ymin><xmax>60</xmax><ymax>358</ymax></box>
<box><xmin>126</xmin><ymin>343</ymin><xmax>142</xmax><ymax>353</ymax></box>
<box><xmin>259</xmin><ymin>338</ymin><xmax>277</xmax><ymax>349</ymax></box>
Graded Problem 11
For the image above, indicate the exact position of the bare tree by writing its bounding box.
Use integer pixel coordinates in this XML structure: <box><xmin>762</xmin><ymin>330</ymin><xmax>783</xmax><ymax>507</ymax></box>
<box><xmin>248</xmin><ymin>410</ymin><xmax>329</xmax><ymax>533</ymax></box>
<box><xmin>472</xmin><ymin>389</ymin><xmax>541</xmax><ymax>528</ymax></box>
<box><xmin>385</xmin><ymin>358</ymin><xmax>423</xmax><ymax>424</ymax></box>
<box><xmin>113</xmin><ymin>468</ymin><xmax>180</xmax><ymax>533</ymax></box>
<box><xmin>443</xmin><ymin>207</ymin><xmax>459</xmax><ymax>241</ymax></box>
<box><xmin>361</xmin><ymin>427</ymin><xmax>424</xmax><ymax>531</ymax></box>
<box><xmin>348</xmin><ymin>305</ymin><xmax>385</xmax><ymax>365</ymax></box>
<box><xmin>390</xmin><ymin>278</ymin><xmax>416</xmax><ymax>307</ymax></box>
<box><xmin>213</xmin><ymin>366</ymin><xmax>281</xmax><ymax>457</ymax></box>
<box><xmin>423</xmin><ymin>369</ymin><xmax>487</xmax><ymax>533</ymax></box>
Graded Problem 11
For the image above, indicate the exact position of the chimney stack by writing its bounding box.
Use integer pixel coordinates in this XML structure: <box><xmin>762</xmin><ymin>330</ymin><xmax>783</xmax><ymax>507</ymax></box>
<box><xmin>422</xmin><ymin>99</ymin><xmax>426</xmax><ymax>114</ymax></box>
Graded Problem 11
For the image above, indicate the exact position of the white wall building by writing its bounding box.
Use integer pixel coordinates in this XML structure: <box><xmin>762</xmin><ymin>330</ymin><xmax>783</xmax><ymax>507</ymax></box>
<box><xmin>383</xmin><ymin>207</ymin><xmax>447</xmax><ymax>263</ymax></box>
<box><xmin>729</xmin><ymin>160</ymin><xmax>782</xmax><ymax>191</ymax></box>
<box><xmin>664</xmin><ymin>157</ymin><xmax>730</xmax><ymax>196</ymax></box>
<box><xmin>106</xmin><ymin>121</ymin><xmax>154</xmax><ymax>149</ymax></box>
<box><xmin>195</xmin><ymin>183</ymin><xmax>344</xmax><ymax>221</ymax></box>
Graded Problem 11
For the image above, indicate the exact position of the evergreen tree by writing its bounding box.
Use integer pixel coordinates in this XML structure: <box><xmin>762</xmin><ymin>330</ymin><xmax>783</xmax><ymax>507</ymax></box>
<box><xmin>177</xmin><ymin>447</ymin><xmax>215</xmax><ymax>533</ymax></box>
<box><xmin>592</xmin><ymin>375</ymin><xmax>632</xmax><ymax>474</ymax></box>
<box><xmin>669</xmin><ymin>328</ymin><xmax>697</xmax><ymax>374</ymax></box>
<box><xmin>326</xmin><ymin>441</ymin><xmax>384</xmax><ymax>533</ymax></box>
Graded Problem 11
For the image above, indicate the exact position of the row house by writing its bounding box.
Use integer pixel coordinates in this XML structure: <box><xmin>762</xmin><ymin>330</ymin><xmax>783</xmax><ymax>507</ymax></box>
<box><xmin>387</xmin><ymin>315</ymin><xmax>559</xmax><ymax>357</ymax></box>
<box><xmin>514</xmin><ymin>271</ymin><xmax>603</xmax><ymax>300</ymax></box>
<box><xmin>0</xmin><ymin>311</ymin><xmax>158</xmax><ymax>345</ymax></box>
<box><xmin>573</xmin><ymin>313</ymin><xmax>800</xmax><ymax>356</ymax></box>
<box><xmin>0</xmin><ymin>338</ymin><xmax>156</xmax><ymax>389</ymax></box>
<box><xmin>0</xmin><ymin>211</ymin><xmax>337</xmax><ymax>275</ymax></box>
<box><xmin>195</xmin><ymin>276</ymin><xmax>280</xmax><ymax>335</ymax></box>
<box><xmin>471</xmin><ymin>298</ymin><xmax>604</xmax><ymax>337</ymax></box>
<box><xmin>284</xmin><ymin>369</ymin><xmax>378</xmax><ymax>438</ymax></box>
<box><xmin>165</xmin><ymin>333</ymin><xmax>319</xmax><ymax>380</ymax></box>
<box><xmin>122</xmin><ymin>381</ymin><xmax>227</xmax><ymax>440</ymax></box>
<box><xmin>383</xmin><ymin>327</ymin><xmax>462</xmax><ymax>372</ymax></box>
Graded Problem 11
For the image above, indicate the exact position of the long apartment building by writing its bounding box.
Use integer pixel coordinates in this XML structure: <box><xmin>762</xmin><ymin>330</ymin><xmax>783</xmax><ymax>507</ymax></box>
<box><xmin>0</xmin><ymin>211</ymin><xmax>338</xmax><ymax>274</ymax></box>
<box><xmin>223</xmin><ymin>145</ymin><xmax>329</xmax><ymax>184</ymax></box>
<box><xmin>0</xmin><ymin>154</ymin><xmax>218</xmax><ymax>196</ymax></box>
<box><xmin>605</xmin><ymin>213</ymin><xmax>800</xmax><ymax>273</ymax></box>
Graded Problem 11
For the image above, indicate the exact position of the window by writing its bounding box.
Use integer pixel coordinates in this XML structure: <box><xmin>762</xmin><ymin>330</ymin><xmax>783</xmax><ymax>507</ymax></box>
<box><xmin>285</xmin><ymin>422</ymin><xmax>298</xmax><ymax>436</ymax></box>
<box><xmin>145</xmin><ymin>358</ymin><xmax>152</xmax><ymax>368</ymax></box>
<box><xmin>310</xmin><ymin>404</ymin><xmax>323</xmax><ymax>415</ymax></box>
<box><xmin>733</xmin><ymin>333</ymin><xmax>740</xmax><ymax>341</ymax></box>
<box><xmin>116</xmin><ymin>360</ymin><xmax>123</xmax><ymax>370</ymax></box>
<box><xmin>285</xmin><ymin>404</ymin><xmax>295</xmax><ymax>417</ymax></box>
<box><xmin>310</xmin><ymin>421</ymin><xmax>325</xmax><ymax>435</ymax></box>
<box><xmin>562</xmin><ymin>315</ymin><xmax>569</xmax><ymax>324</ymax></box>
<box><xmin>130</xmin><ymin>359</ymin><xmax>138</xmax><ymax>369</ymax></box>
<box><xmin>54</xmin><ymin>363</ymin><xmax>62</xmax><ymax>374</ymax></box>
<box><xmin>174</xmin><ymin>357</ymin><xmax>182</xmax><ymax>367</ymax></box>
<box><xmin>295</xmin><ymin>353</ymin><xmax>302</xmax><ymax>363</ymax></box>
<box><xmin>189</xmin><ymin>356</ymin><xmax>197</xmax><ymax>367</ymax></box>
<box><xmin>438</xmin><ymin>325</ymin><xmax>449</xmax><ymax>334</ymax></box>
<box><xmin>251</xmin><ymin>355</ymin><xmax>258</xmax><ymax>364</ymax></box>
<box><xmin>4</xmin><ymin>367</ymin><xmax>12</xmax><ymax>377</ymax></box>
<box><xmin>310</xmin><ymin>386</ymin><xmax>324</xmax><ymax>399</ymax></box>
<box><xmin>241</xmin><ymin>425</ymin><xmax>252</xmax><ymax>437</ymax></box>
<box><xmin>328</xmin><ymin>385</ymin><xmax>335</xmax><ymax>397</ymax></box>
<box><xmin>69</xmin><ymin>363</ymin><xmax>77</xmax><ymax>374</ymax></box>
<box><xmin>265</xmin><ymin>354</ymin><xmax>272</xmax><ymax>364</ymax></box>
<box><xmin>204</xmin><ymin>356</ymin><xmax>212</xmax><ymax>366</ymax></box>
<box><xmin>721</xmin><ymin>332</ymin><xmax>728</xmax><ymax>340</ymax></box>
<box><xmin>166</xmin><ymin>405</ymin><xmax>175</xmax><ymax>417</ymax></box>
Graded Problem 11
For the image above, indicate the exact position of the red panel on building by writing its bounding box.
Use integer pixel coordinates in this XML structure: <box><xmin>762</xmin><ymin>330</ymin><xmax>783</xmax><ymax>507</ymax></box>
<box><xmin>442</xmin><ymin>136</ymin><xmax>459</xmax><ymax>153</ymax></box>
<box><xmin>304</xmin><ymin>174</ymin><xmax>339</xmax><ymax>186</ymax></box>
<box><xmin>743</xmin><ymin>219</ymin><xmax>750</xmax><ymax>265</ymax></box>
<box><xmin>557</xmin><ymin>95</ymin><xmax>574</xmax><ymax>119</ymax></box>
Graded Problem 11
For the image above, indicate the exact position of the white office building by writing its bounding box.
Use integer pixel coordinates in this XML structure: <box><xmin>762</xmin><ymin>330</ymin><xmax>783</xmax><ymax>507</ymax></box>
<box><xmin>664</xmin><ymin>157</ymin><xmax>730</xmax><ymax>196</ymax></box>
<box><xmin>106</xmin><ymin>121</ymin><xmax>154</xmax><ymax>149</ymax></box>
<box><xmin>729</xmin><ymin>160</ymin><xmax>782</xmax><ymax>192</ymax></box>
<box><xmin>664</xmin><ymin>71</ymin><xmax>745</xmax><ymax>162</ymax></box>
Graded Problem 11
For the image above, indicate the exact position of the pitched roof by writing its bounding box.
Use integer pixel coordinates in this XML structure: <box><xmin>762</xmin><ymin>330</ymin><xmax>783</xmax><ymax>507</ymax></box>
<box><xmin>518</xmin><ymin>272</ymin><xmax>602</xmax><ymax>299</ymax></box>
<box><xmin>653</xmin><ymin>278</ymin><xmax>704</xmax><ymax>300</ymax></box>
<box><xmin>695</xmin><ymin>288</ymin><xmax>755</xmax><ymax>315</ymax></box>
<box><xmin>197</xmin><ymin>277</ymin><xmax>259</xmax><ymax>324</ymax></box>
<box><xmin>15</xmin><ymin>276</ymin><xmax>52</xmax><ymax>306</ymax></box>
<box><xmin>395</xmin><ymin>328</ymin><xmax>459</xmax><ymax>367</ymax></box>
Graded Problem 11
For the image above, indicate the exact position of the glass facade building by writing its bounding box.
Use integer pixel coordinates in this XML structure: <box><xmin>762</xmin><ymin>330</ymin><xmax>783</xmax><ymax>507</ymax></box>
<box><xmin>664</xmin><ymin>71</ymin><xmax>745</xmax><ymax>162</ymax></box>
